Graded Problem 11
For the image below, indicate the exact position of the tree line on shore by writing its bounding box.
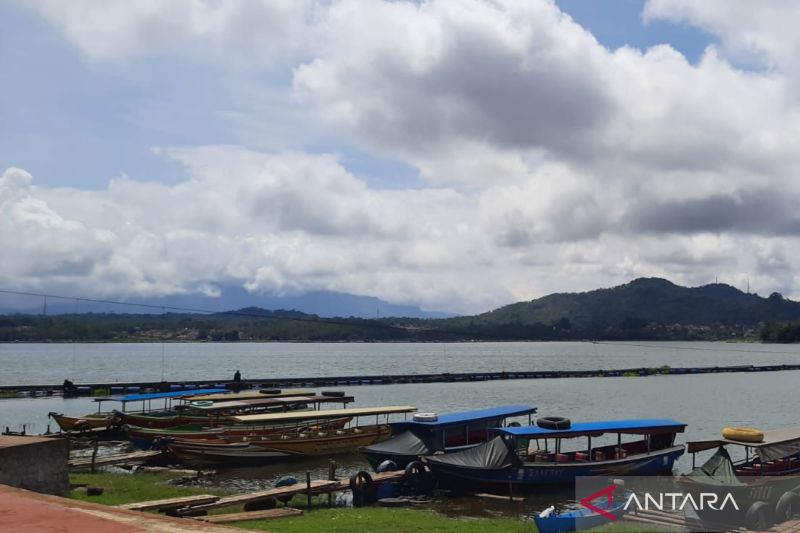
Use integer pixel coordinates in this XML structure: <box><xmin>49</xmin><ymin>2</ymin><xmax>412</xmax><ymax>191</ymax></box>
<box><xmin>3</xmin><ymin>277</ymin><xmax>800</xmax><ymax>343</ymax></box>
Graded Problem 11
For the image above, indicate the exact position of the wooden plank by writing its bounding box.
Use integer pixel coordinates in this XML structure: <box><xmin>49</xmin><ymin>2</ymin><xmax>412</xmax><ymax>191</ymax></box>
<box><xmin>472</xmin><ymin>492</ymin><xmax>525</xmax><ymax>502</ymax></box>
<box><xmin>195</xmin><ymin>508</ymin><xmax>303</xmax><ymax>524</ymax></box>
<box><xmin>183</xmin><ymin>480</ymin><xmax>339</xmax><ymax>513</ymax></box>
<box><xmin>69</xmin><ymin>450</ymin><xmax>160</xmax><ymax>468</ymax></box>
<box><xmin>117</xmin><ymin>494</ymin><xmax>220</xmax><ymax>512</ymax></box>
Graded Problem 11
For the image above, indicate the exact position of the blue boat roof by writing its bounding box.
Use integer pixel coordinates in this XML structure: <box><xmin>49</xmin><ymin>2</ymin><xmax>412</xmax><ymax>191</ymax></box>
<box><xmin>390</xmin><ymin>405</ymin><xmax>537</xmax><ymax>431</ymax></box>
<box><xmin>493</xmin><ymin>419</ymin><xmax>686</xmax><ymax>438</ymax></box>
<box><xmin>97</xmin><ymin>388</ymin><xmax>228</xmax><ymax>403</ymax></box>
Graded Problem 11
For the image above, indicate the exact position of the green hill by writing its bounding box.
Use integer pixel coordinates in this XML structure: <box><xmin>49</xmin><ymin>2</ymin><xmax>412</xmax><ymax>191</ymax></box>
<box><xmin>3</xmin><ymin>278</ymin><xmax>800</xmax><ymax>342</ymax></box>
<box><xmin>437</xmin><ymin>278</ymin><xmax>800</xmax><ymax>340</ymax></box>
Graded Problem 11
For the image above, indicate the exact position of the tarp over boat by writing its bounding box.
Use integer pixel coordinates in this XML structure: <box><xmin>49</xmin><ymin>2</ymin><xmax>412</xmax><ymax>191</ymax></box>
<box><xmin>687</xmin><ymin>427</ymin><xmax>800</xmax><ymax>462</ymax></box>
<box><xmin>423</xmin><ymin>436</ymin><xmax>517</xmax><ymax>470</ymax></box>
<box><xmin>686</xmin><ymin>447</ymin><xmax>745</xmax><ymax>486</ymax></box>
<box><xmin>361</xmin><ymin>430</ymin><xmax>443</xmax><ymax>457</ymax></box>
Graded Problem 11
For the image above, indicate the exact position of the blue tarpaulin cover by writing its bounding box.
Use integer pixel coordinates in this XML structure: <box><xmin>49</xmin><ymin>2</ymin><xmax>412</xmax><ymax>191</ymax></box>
<box><xmin>492</xmin><ymin>419</ymin><xmax>687</xmax><ymax>438</ymax></box>
<box><xmin>390</xmin><ymin>404</ymin><xmax>537</xmax><ymax>432</ymax></box>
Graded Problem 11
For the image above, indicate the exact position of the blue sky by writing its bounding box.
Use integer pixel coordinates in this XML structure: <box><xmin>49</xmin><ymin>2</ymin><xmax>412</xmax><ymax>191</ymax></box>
<box><xmin>2</xmin><ymin>0</ymin><xmax>800</xmax><ymax>314</ymax></box>
<box><xmin>1</xmin><ymin>0</ymin><xmax>714</xmax><ymax>190</ymax></box>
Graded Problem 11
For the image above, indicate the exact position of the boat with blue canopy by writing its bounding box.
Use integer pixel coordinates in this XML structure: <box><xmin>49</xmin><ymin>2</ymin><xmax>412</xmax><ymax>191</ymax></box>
<box><xmin>423</xmin><ymin>418</ymin><xmax>686</xmax><ymax>488</ymax></box>
<box><xmin>360</xmin><ymin>404</ymin><xmax>537</xmax><ymax>470</ymax></box>
<box><xmin>48</xmin><ymin>388</ymin><xmax>228</xmax><ymax>432</ymax></box>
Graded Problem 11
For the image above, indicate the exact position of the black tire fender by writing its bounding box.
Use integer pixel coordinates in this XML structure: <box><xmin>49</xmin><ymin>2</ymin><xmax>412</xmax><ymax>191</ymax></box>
<box><xmin>349</xmin><ymin>470</ymin><xmax>373</xmax><ymax>496</ymax></box>
<box><xmin>745</xmin><ymin>501</ymin><xmax>774</xmax><ymax>531</ymax></box>
<box><xmin>776</xmin><ymin>491</ymin><xmax>800</xmax><ymax>521</ymax></box>
<box><xmin>404</xmin><ymin>460</ymin><xmax>427</xmax><ymax>488</ymax></box>
<box><xmin>537</xmin><ymin>416</ymin><xmax>571</xmax><ymax>430</ymax></box>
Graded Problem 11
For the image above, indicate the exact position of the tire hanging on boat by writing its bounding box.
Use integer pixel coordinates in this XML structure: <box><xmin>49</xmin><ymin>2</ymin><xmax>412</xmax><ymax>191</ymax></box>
<box><xmin>537</xmin><ymin>416</ymin><xmax>571</xmax><ymax>430</ymax></box>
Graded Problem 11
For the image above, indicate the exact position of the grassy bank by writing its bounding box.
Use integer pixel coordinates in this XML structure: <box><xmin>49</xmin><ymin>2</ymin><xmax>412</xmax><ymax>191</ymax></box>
<box><xmin>69</xmin><ymin>473</ymin><xmax>665</xmax><ymax>532</ymax></box>
<box><xmin>69</xmin><ymin>472</ymin><xmax>533</xmax><ymax>531</ymax></box>
<box><xmin>69</xmin><ymin>471</ymin><xmax>228</xmax><ymax>506</ymax></box>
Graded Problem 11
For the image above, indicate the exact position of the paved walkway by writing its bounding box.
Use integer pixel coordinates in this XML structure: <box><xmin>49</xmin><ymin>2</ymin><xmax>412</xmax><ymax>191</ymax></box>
<box><xmin>0</xmin><ymin>485</ymin><xmax>244</xmax><ymax>532</ymax></box>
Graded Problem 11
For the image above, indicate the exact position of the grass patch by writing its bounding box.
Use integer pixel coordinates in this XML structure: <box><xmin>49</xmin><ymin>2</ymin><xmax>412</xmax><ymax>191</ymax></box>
<box><xmin>233</xmin><ymin>507</ymin><xmax>532</xmax><ymax>533</ymax></box>
<box><xmin>69</xmin><ymin>472</ymin><xmax>227</xmax><ymax>507</ymax></box>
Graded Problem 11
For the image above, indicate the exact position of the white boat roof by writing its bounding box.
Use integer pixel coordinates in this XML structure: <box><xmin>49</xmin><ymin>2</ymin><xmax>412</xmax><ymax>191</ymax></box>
<box><xmin>188</xmin><ymin>389</ymin><xmax>315</xmax><ymax>402</ymax></box>
<box><xmin>183</xmin><ymin>395</ymin><xmax>353</xmax><ymax>411</ymax></box>
<box><xmin>233</xmin><ymin>405</ymin><xmax>417</xmax><ymax>423</ymax></box>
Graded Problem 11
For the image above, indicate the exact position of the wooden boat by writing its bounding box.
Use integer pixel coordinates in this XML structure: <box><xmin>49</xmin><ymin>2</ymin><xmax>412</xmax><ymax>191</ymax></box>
<box><xmin>679</xmin><ymin>426</ymin><xmax>800</xmax><ymax>530</ymax></box>
<box><xmin>166</xmin><ymin>406</ymin><xmax>417</xmax><ymax>466</ymax></box>
<box><xmin>126</xmin><ymin>416</ymin><xmax>352</xmax><ymax>450</ymax></box>
<box><xmin>423</xmin><ymin>418</ymin><xmax>686</xmax><ymax>489</ymax></box>
<box><xmin>47</xmin><ymin>387</ymin><xmax>227</xmax><ymax>432</ymax></box>
<box><xmin>533</xmin><ymin>489</ymin><xmax>631</xmax><ymax>533</ymax></box>
<box><xmin>360</xmin><ymin>404</ymin><xmax>537</xmax><ymax>470</ymax></box>
<box><xmin>117</xmin><ymin>394</ymin><xmax>353</xmax><ymax>431</ymax></box>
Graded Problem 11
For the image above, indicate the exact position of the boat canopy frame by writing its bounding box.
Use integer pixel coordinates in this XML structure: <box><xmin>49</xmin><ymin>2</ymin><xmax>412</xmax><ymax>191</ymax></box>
<box><xmin>687</xmin><ymin>427</ymin><xmax>800</xmax><ymax>464</ymax></box>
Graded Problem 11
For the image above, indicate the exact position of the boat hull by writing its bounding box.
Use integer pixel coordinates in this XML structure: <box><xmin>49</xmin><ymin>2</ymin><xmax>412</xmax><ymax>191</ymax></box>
<box><xmin>127</xmin><ymin>417</ymin><xmax>352</xmax><ymax>450</ymax></box>
<box><xmin>167</xmin><ymin>425</ymin><xmax>391</xmax><ymax>466</ymax></box>
<box><xmin>425</xmin><ymin>446</ymin><xmax>685</xmax><ymax>489</ymax></box>
<box><xmin>48</xmin><ymin>412</ymin><xmax>115</xmax><ymax>432</ymax></box>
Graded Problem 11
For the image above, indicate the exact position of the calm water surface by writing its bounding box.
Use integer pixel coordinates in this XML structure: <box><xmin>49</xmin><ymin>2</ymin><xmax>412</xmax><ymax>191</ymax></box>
<box><xmin>2</xmin><ymin>341</ymin><xmax>799</xmax><ymax>385</ymax></box>
<box><xmin>1</xmin><ymin>341</ymin><xmax>798</xmax><ymax>518</ymax></box>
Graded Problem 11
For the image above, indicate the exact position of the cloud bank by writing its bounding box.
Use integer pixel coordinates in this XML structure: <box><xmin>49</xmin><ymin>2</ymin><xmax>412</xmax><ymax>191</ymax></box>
<box><xmin>5</xmin><ymin>0</ymin><xmax>800</xmax><ymax>313</ymax></box>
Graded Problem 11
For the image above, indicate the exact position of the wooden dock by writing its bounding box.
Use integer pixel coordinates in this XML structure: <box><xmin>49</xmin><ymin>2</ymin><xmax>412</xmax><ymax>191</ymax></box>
<box><xmin>118</xmin><ymin>468</ymin><xmax>407</xmax><ymax>521</ymax></box>
<box><xmin>118</xmin><ymin>494</ymin><xmax>220</xmax><ymax>512</ymax></box>
<box><xmin>68</xmin><ymin>449</ymin><xmax>160</xmax><ymax>470</ymax></box>
<box><xmin>195</xmin><ymin>508</ymin><xmax>303</xmax><ymax>524</ymax></box>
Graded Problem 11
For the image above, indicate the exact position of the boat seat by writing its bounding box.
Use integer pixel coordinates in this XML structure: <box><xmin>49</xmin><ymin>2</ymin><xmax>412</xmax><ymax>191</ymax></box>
<box><xmin>594</xmin><ymin>451</ymin><xmax>606</xmax><ymax>461</ymax></box>
<box><xmin>614</xmin><ymin>450</ymin><xmax>627</xmax><ymax>459</ymax></box>
<box><xmin>317</xmin><ymin>432</ymin><xmax>327</xmax><ymax>437</ymax></box>
<box><xmin>353</xmin><ymin>428</ymin><xmax>362</xmax><ymax>433</ymax></box>
<box><xmin>335</xmin><ymin>430</ymin><xmax>345</xmax><ymax>435</ymax></box>
<box><xmin>280</xmin><ymin>434</ymin><xmax>291</xmax><ymax>440</ymax></box>
<box><xmin>575</xmin><ymin>452</ymin><xmax>589</xmax><ymax>462</ymax></box>
<box><xmin>555</xmin><ymin>453</ymin><xmax>569</xmax><ymax>463</ymax></box>
<box><xmin>298</xmin><ymin>433</ymin><xmax>309</xmax><ymax>439</ymax></box>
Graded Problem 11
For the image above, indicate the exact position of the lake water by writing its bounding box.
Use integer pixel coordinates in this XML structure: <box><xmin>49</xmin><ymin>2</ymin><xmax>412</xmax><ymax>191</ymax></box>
<box><xmin>2</xmin><ymin>340</ymin><xmax>800</xmax><ymax>386</ymax></box>
<box><xmin>2</xmin><ymin>341</ymin><xmax>799</xmax><ymax>518</ymax></box>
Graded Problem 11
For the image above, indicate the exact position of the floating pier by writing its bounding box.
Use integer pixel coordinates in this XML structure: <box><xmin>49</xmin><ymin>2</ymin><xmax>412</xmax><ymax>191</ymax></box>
<box><xmin>3</xmin><ymin>362</ymin><xmax>800</xmax><ymax>399</ymax></box>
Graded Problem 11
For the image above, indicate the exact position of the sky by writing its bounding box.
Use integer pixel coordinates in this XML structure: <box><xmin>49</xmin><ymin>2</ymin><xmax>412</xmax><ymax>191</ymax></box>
<box><xmin>2</xmin><ymin>0</ymin><xmax>800</xmax><ymax>314</ymax></box>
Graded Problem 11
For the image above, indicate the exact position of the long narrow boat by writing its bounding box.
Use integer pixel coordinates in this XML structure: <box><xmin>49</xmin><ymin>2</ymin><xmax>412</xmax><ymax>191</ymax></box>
<box><xmin>166</xmin><ymin>406</ymin><xmax>417</xmax><ymax>466</ymax></box>
<box><xmin>679</xmin><ymin>426</ymin><xmax>800</xmax><ymax>529</ymax></box>
<box><xmin>423</xmin><ymin>418</ymin><xmax>686</xmax><ymax>489</ymax></box>
<box><xmin>360</xmin><ymin>404</ymin><xmax>538</xmax><ymax>470</ymax></box>
<box><xmin>118</xmin><ymin>393</ymin><xmax>353</xmax><ymax>431</ymax></box>
<box><xmin>47</xmin><ymin>388</ymin><xmax>228</xmax><ymax>432</ymax></box>
<box><xmin>127</xmin><ymin>416</ymin><xmax>353</xmax><ymax>450</ymax></box>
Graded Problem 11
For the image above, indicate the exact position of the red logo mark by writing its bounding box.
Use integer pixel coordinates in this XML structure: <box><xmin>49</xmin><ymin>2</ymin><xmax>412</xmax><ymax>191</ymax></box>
<box><xmin>579</xmin><ymin>485</ymin><xmax>619</xmax><ymax>521</ymax></box>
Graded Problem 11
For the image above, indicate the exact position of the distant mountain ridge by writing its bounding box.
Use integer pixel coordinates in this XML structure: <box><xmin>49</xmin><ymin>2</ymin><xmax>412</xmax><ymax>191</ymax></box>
<box><xmin>0</xmin><ymin>285</ymin><xmax>453</xmax><ymax>319</ymax></box>
<box><xmin>444</xmin><ymin>278</ymin><xmax>800</xmax><ymax>332</ymax></box>
<box><xmin>4</xmin><ymin>278</ymin><xmax>800</xmax><ymax>342</ymax></box>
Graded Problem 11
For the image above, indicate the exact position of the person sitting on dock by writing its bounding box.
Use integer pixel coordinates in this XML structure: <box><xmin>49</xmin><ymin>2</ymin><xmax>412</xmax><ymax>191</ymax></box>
<box><xmin>233</xmin><ymin>370</ymin><xmax>241</xmax><ymax>382</ymax></box>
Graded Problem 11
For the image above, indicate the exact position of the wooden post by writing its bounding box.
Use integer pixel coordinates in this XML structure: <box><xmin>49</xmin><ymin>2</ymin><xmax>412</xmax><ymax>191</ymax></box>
<box><xmin>91</xmin><ymin>440</ymin><xmax>99</xmax><ymax>474</ymax></box>
<box><xmin>306</xmin><ymin>471</ymin><xmax>312</xmax><ymax>511</ymax></box>
<box><xmin>327</xmin><ymin>460</ymin><xmax>336</xmax><ymax>507</ymax></box>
